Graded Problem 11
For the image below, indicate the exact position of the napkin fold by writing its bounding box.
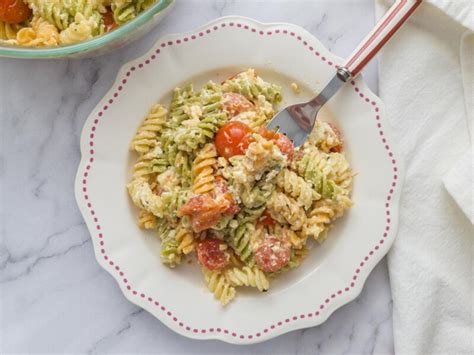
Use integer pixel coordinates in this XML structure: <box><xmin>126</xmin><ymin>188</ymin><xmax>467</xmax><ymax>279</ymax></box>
<box><xmin>375</xmin><ymin>0</ymin><xmax>473</xmax><ymax>353</ymax></box>
<box><xmin>443</xmin><ymin>32</ymin><xmax>473</xmax><ymax>224</ymax></box>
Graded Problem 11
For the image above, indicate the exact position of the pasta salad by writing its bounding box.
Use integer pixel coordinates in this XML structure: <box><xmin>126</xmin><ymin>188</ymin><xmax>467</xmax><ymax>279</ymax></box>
<box><xmin>0</xmin><ymin>0</ymin><xmax>156</xmax><ymax>46</ymax></box>
<box><xmin>127</xmin><ymin>69</ymin><xmax>353</xmax><ymax>305</ymax></box>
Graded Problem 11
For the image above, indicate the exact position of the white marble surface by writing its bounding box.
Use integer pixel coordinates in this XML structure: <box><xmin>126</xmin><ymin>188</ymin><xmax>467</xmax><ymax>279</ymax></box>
<box><xmin>0</xmin><ymin>0</ymin><xmax>394</xmax><ymax>353</ymax></box>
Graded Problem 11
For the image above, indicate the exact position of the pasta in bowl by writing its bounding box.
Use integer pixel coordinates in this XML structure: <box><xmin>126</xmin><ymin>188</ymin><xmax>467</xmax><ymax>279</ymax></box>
<box><xmin>0</xmin><ymin>0</ymin><xmax>173</xmax><ymax>57</ymax></box>
<box><xmin>127</xmin><ymin>69</ymin><xmax>354</xmax><ymax>305</ymax></box>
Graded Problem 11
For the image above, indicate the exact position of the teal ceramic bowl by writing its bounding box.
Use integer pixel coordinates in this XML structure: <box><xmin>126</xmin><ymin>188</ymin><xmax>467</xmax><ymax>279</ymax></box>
<box><xmin>0</xmin><ymin>0</ymin><xmax>174</xmax><ymax>59</ymax></box>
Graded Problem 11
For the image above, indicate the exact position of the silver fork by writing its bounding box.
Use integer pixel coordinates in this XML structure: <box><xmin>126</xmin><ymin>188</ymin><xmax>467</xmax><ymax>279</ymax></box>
<box><xmin>267</xmin><ymin>0</ymin><xmax>422</xmax><ymax>146</ymax></box>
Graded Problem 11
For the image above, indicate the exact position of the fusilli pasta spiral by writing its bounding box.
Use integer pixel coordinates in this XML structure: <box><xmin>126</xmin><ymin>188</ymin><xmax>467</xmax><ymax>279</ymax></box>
<box><xmin>130</xmin><ymin>148</ymin><xmax>169</xmax><ymax>181</ymax></box>
<box><xmin>127</xmin><ymin>177</ymin><xmax>164</xmax><ymax>217</ymax></box>
<box><xmin>59</xmin><ymin>13</ymin><xmax>96</xmax><ymax>44</ymax></box>
<box><xmin>158</xmin><ymin>224</ymin><xmax>181</xmax><ymax>267</ymax></box>
<box><xmin>130</xmin><ymin>104</ymin><xmax>167</xmax><ymax>154</ymax></box>
<box><xmin>222</xmin><ymin>69</ymin><xmax>282</xmax><ymax>103</ymax></box>
<box><xmin>0</xmin><ymin>21</ymin><xmax>21</xmax><ymax>41</ymax></box>
<box><xmin>175</xmin><ymin>222</ymin><xmax>194</xmax><ymax>255</ymax></box>
<box><xmin>25</xmin><ymin>0</ymin><xmax>104</xmax><ymax>33</ymax></box>
<box><xmin>266</xmin><ymin>191</ymin><xmax>307</xmax><ymax>231</ymax></box>
<box><xmin>202</xmin><ymin>268</ymin><xmax>236</xmax><ymax>305</ymax></box>
<box><xmin>271</xmin><ymin>223</ymin><xmax>307</xmax><ymax>250</ymax></box>
<box><xmin>225</xmin><ymin>266</ymin><xmax>269</xmax><ymax>291</ymax></box>
<box><xmin>111</xmin><ymin>1</ymin><xmax>136</xmax><ymax>24</ymax></box>
<box><xmin>138</xmin><ymin>210</ymin><xmax>158</xmax><ymax>229</ymax></box>
<box><xmin>226</xmin><ymin>208</ymin><xmax>265</xmax><ymax>266</ymax></box>
<box><xmin>192</xmin><ymin>143</ymin><xmax>217</xmax><ymax>195</ymax></box>
<box><xmin>276</xmin><ymin>169</ymin><xmax>319</xmax><ymax>210</ymax></box>
<box><xmin>16</xmin><ymin>16</ymin><xmax>59</xmax><ymax>46</ymax></box>
<box><xmin>302</xmin><ymin>198</ymin><xmax>351</xmax><ymax>243</ymax></box>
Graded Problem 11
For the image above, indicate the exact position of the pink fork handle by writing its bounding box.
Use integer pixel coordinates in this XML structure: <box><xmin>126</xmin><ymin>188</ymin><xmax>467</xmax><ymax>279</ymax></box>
<box><xmin>341</xmin><ymin>0</ymin><xmax>422</xmax><ymax>79</ymax></box>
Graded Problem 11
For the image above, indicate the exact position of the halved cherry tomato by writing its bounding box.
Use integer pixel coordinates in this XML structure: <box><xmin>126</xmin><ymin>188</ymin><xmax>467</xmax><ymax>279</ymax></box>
<box><xmin>196</xmin><ymin>238</ymin><xmax>230</xmax><ymax>270</ymax></box>
<box><xmin>273</xmin><ymin>133</ymin><xmax>294</xmax><ymax>160</ymax></box>
<box><xmin>258</xmin><ymin>210</ymin><xmax>275</xmax><ymax>226</ymax></box>
<box><xmin>222</xmin><ymin>92</ymin><xmax>254</xmax><ymax>118</ymax></box>
<box><xmin>178</xmin><ymin>194</ymin><xmax>230</xmax><ymax>232</ymax></box>
<box><xmin>214</xmin><ymin>121</ymin><xmax>254</xmax><ymax>159</ymax></box>
<box><xmin>215</xmin><ymin>177</ymin><xmax>240</xmax><ymax>215</ymax></box>
<box><xmin>0</xmin><ymin>0</ymin><xmax>31</xmax><ymax>24</ymax></box>
<box><xmin>327</xmin><ymin>122</ymin><xmax>344</xmax><ymax>152</ymax></box>
<box><xmin>254</xmin><ymin>235</ymin><xmax>291</xmax><ymax>272</ymax></box>
<box><xmin>258</xmin><ymin>127</ymin><xmax>294</xmax><ymax>160</ymax></box>
<box><xmin>102</xmin><ymin>7</ymin><xmax>118</xmax><ymax>32</ymax></box>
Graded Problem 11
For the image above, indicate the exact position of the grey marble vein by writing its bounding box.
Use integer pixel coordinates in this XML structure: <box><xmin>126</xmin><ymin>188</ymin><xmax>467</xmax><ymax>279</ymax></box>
<box><xmin>0</xmin><ymin>0</ymin><xmax>391</xmax><ymax>353</ymax></box>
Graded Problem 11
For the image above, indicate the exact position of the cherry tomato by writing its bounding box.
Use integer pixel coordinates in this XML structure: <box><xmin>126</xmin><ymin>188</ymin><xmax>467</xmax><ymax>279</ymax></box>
<box><xmin>179</xmin><ymin>194</ymin><xmax>229</xmax><ymax>232</ymax></box>
<box><xmin>254</xmin><ymin>235</ymin><xmax>291</xmax><ymax>272</ymax></box>
<box><xmin>102</xmin><ymin>7</ymin><xmax>118</xmax><ymax>32</ymax></box>
<box><xmin>215</xmin><ymin>177</ymin><xmax>240</xmax><ymax>215</ymax></box>
<box><xmin>258</xmin><ymin>210</ymin><xmax>275</xmax><ymax>226</ymax></box>
<box><xmin>0</xmin><ymin>0</ymin><xmax>31</xmax><ymax>24</ymax></box>
<box><xmin>196</xmin><ymin>238</ymin><xmax>230</xmax><ymax>270</ymax></box>
<box><xmin>258</xmin><ymin>127</ymin><xmax>294</xmax><ymax>160</ymax></box>
<box><xmin>214</xmin><ymin>121</ymin><xmax>254</xmax><ymax>159</ymax></box>
<box><xmin>273</xmin><ymin>133</ymin><xmax>294</xmax><ymax>160</ymax></box>
<box><xmin>327</xmin><ymin>122</ymin><xmax>344</xmax><ymax>152</ymax></box>
<box><xmin>222</xmin><ymin>93</ymin><xmax>254</xmax><ymax>118</ymax></box>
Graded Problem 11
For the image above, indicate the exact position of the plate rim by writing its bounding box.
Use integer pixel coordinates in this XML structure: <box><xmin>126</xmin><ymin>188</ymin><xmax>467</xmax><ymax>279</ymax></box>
<box><xmin>75</xmin><ymin>15</ymin><xmax>404</xmax><ymax>344</ymax></box>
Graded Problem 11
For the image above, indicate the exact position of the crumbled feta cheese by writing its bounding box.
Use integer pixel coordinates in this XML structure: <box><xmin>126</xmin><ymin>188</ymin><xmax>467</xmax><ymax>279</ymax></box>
<box><xmin>256</xmin><ymin>95</ymin><xmax>274</xmax><ymax>116</ymax></box>
<box><xmin>183</xmin><ymin>104</ymin><xmax>203</xmax><ymax>120</ymax></box>
<box><xmin>157</xmin><ymin>169</ymin><xmax>178</xmax><ymax>188</ymax></box>
<box><xmin>231</xmin><ymin>111</ymin><xmax>258</xmax><ymax>125</ymax></box>
<box><xmin>181</xmin><ymin>117</ymin><xmax>200</xmax><ymax>127</ymax></box>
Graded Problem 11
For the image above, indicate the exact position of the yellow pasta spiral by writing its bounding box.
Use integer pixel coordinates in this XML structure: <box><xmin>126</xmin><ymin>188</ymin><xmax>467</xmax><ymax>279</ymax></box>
<box><xmin>271</xmin><ymin>223</ymin><xmax>307</xmax><ymax>249</ymax></box>
<box><xmin>303</xmin><ymin>199</ymin><xmax>338</xmax><ymax>242</ymax></box>
<box><xmin>130</xmin><ymin>104</ymin><xmax>168</xmax><ymax>154</ymax></box>
<box><xmin>229</xmin><ymin>253</ymin><xmax>245</xmax><ymax>267</ymax></box>
<box><xmin>192</xmin><ymin>143</ymin><xmax>217</xmax><ymax>195</ymax></box>
<box><xmin>276</xmin><ymin>169</ymin><xmax>319</xmax><ymax>210</ymax></box>
<box><xmin>138</xmin><ymin>210</ymin><xmax>158</xmax><ymax>230</ymax></box>
<box><xmin>176</xmin><ymin>224</ymin><xmax>194</xmax><ymax>255</ymax></box>
<box><xmin>330</xmin><ymin>153</ymin><xmax>353</xmax><ymax>190</ymax></box>
<box><xmin>202</xmin><ymin>268</ymin><xmax>236</xmax><ymax>306</ymax></box>
<box><xmin>266</xmin><ymin>191</ymin><xmax>307</xmax><ymax>231</ymax></box>
<box><xmin>131</xmin><ymin>151</ymin><xmax>155</xmax><ymax>180</ymax></box>
<box><xmin>0</xmin><ymin>21</ymin><xmax>21</xmax><ymax>41</ymax></box>
<box><xmin>225</xmin><ymin>266</ymin><xmax>270</xmax><ymax>292</ymax></box>
<box><xmin>127</xmin><ymin>177</ymin><xmax>164</xmax><ymax>217</ymax></box>
<box><xmin>16</xmin><ymin>17</ymin><xmax>59</xmax><ymax>47</ymax></box>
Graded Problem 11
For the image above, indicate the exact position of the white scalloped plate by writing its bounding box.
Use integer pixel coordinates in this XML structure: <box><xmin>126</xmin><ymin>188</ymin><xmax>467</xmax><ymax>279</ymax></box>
<box><xmin>75</xmin><ymin>16</ymin><xmax>403</xmax><ymax>344</ymax></box>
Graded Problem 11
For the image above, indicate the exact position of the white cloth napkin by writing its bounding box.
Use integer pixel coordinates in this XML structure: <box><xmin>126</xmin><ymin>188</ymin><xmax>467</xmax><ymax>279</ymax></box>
<box><xmin>375</xmin><ymin>0</ymin><xmax>473</xmax><ymax>354</ymax></box>
<box><xmin>444</xmin><ymin>32</ymin><xmax>473</xmax><ymax>224</ymax></box>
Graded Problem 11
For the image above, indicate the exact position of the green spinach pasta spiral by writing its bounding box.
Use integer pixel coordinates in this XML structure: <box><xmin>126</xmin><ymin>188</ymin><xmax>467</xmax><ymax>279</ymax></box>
<box><xmin>26</xmin><ymin>0</ymin><xmax>104</xmax><ymax>33</ymax></box>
